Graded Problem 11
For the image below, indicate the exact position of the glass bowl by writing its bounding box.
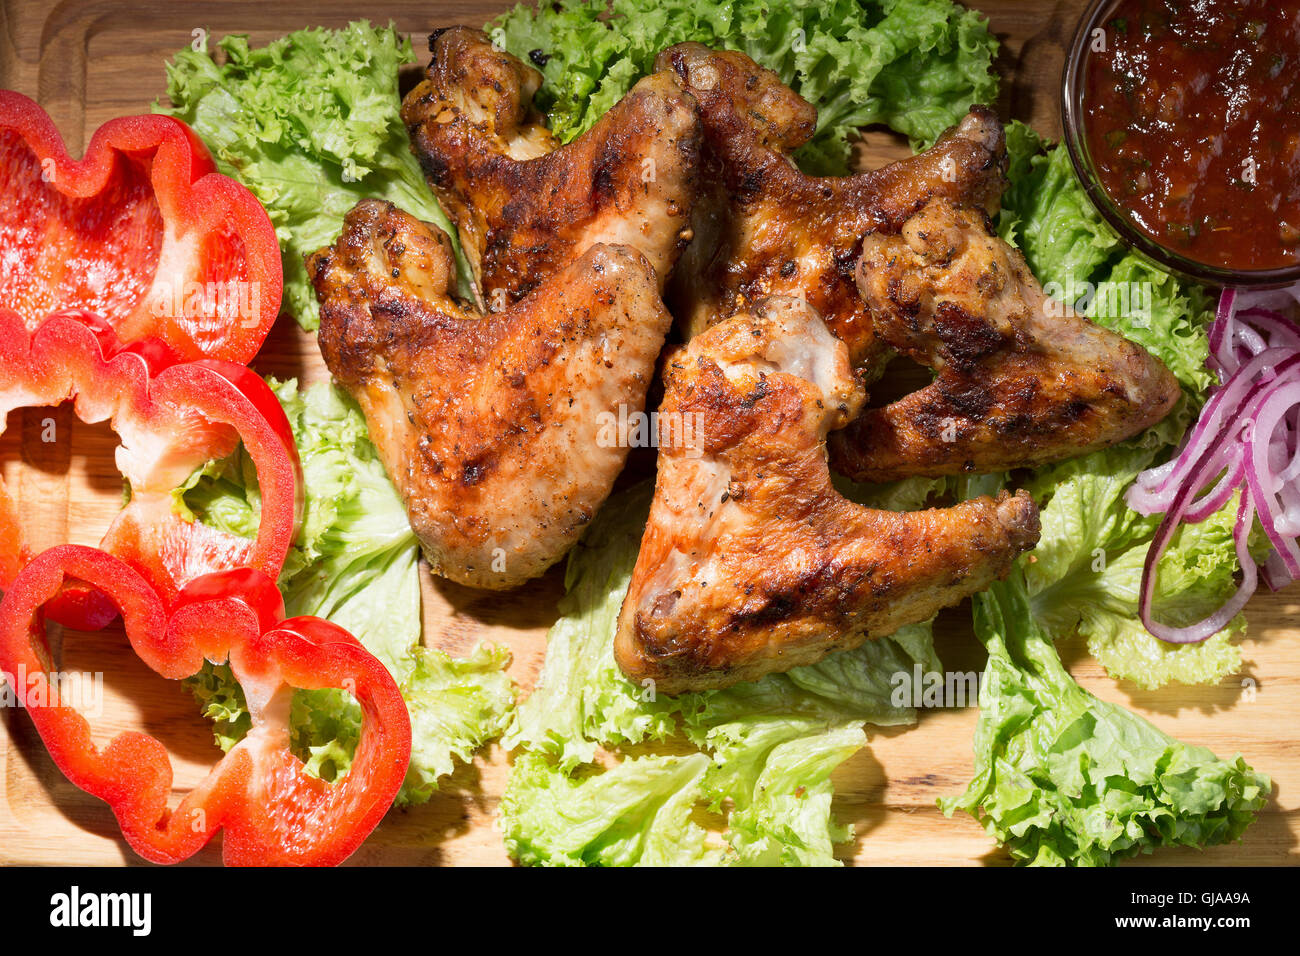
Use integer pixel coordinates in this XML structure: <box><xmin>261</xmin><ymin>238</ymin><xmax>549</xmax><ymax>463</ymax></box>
<box><xmin>1060</xmin><ymin>0</ymin><xmax>1300</xmax><ymax>289</ymax></box>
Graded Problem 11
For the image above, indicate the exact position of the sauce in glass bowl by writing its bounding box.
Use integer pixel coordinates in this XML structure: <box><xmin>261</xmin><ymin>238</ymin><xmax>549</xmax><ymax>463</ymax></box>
<box><xmin>1081</xmin><ymin>0</ymin><xmax>1300</xmax><ymax>273</ymax></box>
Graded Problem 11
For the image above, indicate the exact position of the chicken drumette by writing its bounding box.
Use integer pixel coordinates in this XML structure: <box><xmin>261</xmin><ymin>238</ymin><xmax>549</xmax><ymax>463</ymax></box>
<box><xmin>310</xmin><ymin>200</ymin><xmax>672</xmax><ymax>589</ymax></box>
<box><xmin>614</xmin><ymin>297</ymin><xmax>1040</xmax><ymax>695</ymax></box>
<box><xmin>401</xmin><ymin>27</ymin><xmax>701</xmax><ymax>306</ymax></box>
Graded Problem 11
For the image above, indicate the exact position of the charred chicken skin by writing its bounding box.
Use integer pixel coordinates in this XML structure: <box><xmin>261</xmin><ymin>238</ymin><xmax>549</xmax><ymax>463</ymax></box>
<box><xmin>829</xmin><ymin>198</ymin><xmax>1182</xmax><ymax>481</ymax></box>
<box><xmin>614</xmin><ymin>296</ymin><xmax>1041</xmax><ymax>695</ymax></box>
<box><xmin>310</xmin><ymin>199</ymin><xmax>673</xmax><ymax>589</ymax></box>
<box><xmin>651</xmin><ymin>42</ymin><xmax>1175</xmax><ymax>480</ymax></box>
<box><xmin>401</xmin><ymin>26</ymin><xmax>701</xmax><ymax>307</ymax></box>
<box><xmin>656</xmin><ymin>42</ymin><xmax>1007</xmax><ymax>375</ymax></box>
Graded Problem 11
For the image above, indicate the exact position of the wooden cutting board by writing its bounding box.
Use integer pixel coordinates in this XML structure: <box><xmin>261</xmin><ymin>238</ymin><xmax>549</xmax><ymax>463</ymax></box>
<box><xmin>1</xmin><ymin>0</ymin><xmax>1296</xmax><ymax>867</ymax></box>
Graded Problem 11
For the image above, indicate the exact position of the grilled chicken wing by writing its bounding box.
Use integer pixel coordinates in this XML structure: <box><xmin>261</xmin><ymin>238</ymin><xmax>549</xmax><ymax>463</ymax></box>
<box><xmin>310</xmin><ymin>199</ymin><xmax>673</xmax><ymax>589</ymax></box>
<box><xmin>656</xmin><ymin>42</ymin><xmax>1007</xmax><ymax>374</ymax></box>
<box><xmin>401</xmin><ymin>27</ymin><xmax>700</xmax><ymax>307</ymax></box>
<box><xmin>613</xmin><ymin>297</ymin><xmax>1040</xmax><ymax>694</ymax></box>
<box><xmin>829</xmin><ymin>199</ymin><xmax>1181</xmax><ymax>481</ymax></box>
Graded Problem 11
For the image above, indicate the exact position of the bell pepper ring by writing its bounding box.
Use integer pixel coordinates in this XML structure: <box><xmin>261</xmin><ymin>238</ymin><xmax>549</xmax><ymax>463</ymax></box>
<box><xmin>0</xmin><ymin>91</ymin><xmax>282</xmax><ymax>363</ymax></box>
<box><xmin>0</xmin><ymin>546</ymin><xmax>412</xmax><ymax>866</ymax></box>
<box><xmin>0</xmin><ymin>307</ymin><xmax>302</xmax><ymax>627</ymax></box>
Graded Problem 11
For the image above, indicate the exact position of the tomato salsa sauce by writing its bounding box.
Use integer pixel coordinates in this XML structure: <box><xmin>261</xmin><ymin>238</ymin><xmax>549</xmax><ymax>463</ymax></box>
<box><xmin>1082</xmin><ymin>0</ymin><xmax>1300</xmax><ymax>272</ymax></box>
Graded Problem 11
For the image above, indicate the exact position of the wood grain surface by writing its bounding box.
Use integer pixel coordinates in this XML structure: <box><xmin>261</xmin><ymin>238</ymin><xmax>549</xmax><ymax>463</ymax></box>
<box><xmin>1</xmin><ymin>0</ymin><xmax>1296</xmax><ymax>867</ymax></box>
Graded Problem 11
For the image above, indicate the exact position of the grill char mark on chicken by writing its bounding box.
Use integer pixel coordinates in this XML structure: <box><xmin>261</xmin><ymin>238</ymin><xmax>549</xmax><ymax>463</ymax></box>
<box><xmin>656</xmin><ymin>41</ymin><xmax>1008</xmax><ymax>376</ymax></box>
<box><xmin>614</xmin><ymin>296</ymin><xmax>1040</xmax><ymax>695</ymax></box>
<box><xmin>402</xmin><ymin>27</ymin><xmax>702</xmax><ymax>308</ymax></box>
<box><xmin>829</xmin><ymin>199</ymin><xmax>1182</xmax><ymax>481</ymax></box>
<box><xmin>311</xmin><ymin>199</ymin><xmax>673</xmax><ymax>589</ymax></box>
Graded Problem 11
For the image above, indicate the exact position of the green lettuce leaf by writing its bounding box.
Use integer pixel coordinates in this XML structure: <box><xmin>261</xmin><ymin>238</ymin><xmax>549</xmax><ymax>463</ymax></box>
<box><xmin>492</xmin><ymin>0</ymin><xmax>998</xmax><ymax>173</ymax></box>
<box><xmin>500</xmin><ymin>482</ymin><xmax>940</xmax><ymax>866</ymax></box>
<box><xmin>289</xmin><ymin>642</ymin><xmax>516</xmax><ymax>806</ymax></box>
<box><xmin>1000</xmin><ymin>122</ymin><xmax>1214</xmax><ymax>397</ymax></box>
<box><xmin>181</xmin><ymin>379</ymin><xmax>514</xmax><ymax>805</ymax></box>
<box><xmin>721</xmin><ymin>723</ymin><xmax>865</xmax><ymax>865</ymax></box>
<box><xmin>996</xmin><ymin>124</ymin><xmax>1239</xmax><ymax>688</ymax></box>
<box><xmin>399</xmin><ymin>643</ymin><xmax>515</xmax><ymax>803</ymax></box>
<box><xmin>502</xmin><ymin>484</ymin><xmax>682</xmax><ymax>771</ymax></box>
<box><xmin>1023</xmin><ymin>410</ymin><xmax>1260</xmax><ymax>690</ymax></box>
<box><xmin>158</xmin><ymin>21</ymin><xmax>474</xmax><ymax>329</ymax></box>
<box><xmin>832</xmin><ymin>473</ymin><xmax>951</xmax><ymax>513</ymax></box>
<box><xmin>940</xmin><ymin>570</ymin><xmax>1270</xmax><ymax>866</ymax></box>
<box><xmin>185</xmin><ymin>661</ymin><xmax>251</xmax><ymax>752</ymax></box>
<box><xmin>502</xmin><ymin>751</ymin><xmax>723</xmax><ymax>867</ymax></box>
<box><xmin>944</xmin><ymin>129</ymin><xmax>1269</xmax><ymax>862</ymax></box>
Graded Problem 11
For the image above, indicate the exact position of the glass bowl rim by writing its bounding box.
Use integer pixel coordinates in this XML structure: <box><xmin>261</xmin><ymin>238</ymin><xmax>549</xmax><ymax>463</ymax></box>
<box><xmin>1060</xmin><ymin>0</ymin><xmax>1300</xmax><ymax>290</ymax></box>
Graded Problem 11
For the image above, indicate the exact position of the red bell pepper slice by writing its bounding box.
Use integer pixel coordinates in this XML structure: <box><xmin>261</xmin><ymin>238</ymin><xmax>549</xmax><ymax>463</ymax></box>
<box><xmin>0</xmin><ymin>308</ymin><xmax>301</xmax><ymax>626</ymax></box>
<box><xmin>0</xmin><ymin>492</ymin><xmax>27</xmax><ymax>588</ymax></box>
<box><xmin>0</xmin><ymin>545</ymin><xmax>412</xmax><ymax>866</ymax></box>
<box><xmin>0</xmin><ymin>91</ymin><xmax>281</xmax><ymax>364</ymax></box>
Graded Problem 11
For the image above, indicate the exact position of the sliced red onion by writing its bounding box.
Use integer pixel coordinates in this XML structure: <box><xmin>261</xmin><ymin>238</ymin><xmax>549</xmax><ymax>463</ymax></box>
<box><xmin>1139</xmin><ymin>485</ymin><xmax>1258</xmax><ymax>644</ymax></box>
<box><xmin>1262</xmin><ymin>550</ymin><xmax>1296</xmax><ymax>592</ymax></box>
<box><xmin>1245</xmin><ymin>383</ymin><xmax>1300</xmax><ymax>577</ymax></box>
<box><xmin>1210</xmin><ymin>286</ymin><xmax>1300</xmax><ymax>376</ymax></box>
<box><xmin>1129</xmin><ymin>281</ymin><xmax>1300</xmax><ymax>644</ymax></box>
<box><xmin>1126</xmin><ymin>348</ymin><xmax>1296</xmax><ymax>513</ymax></box>
<box><xmin>1209</xmin><ymin>288</ymin><xmax>1236</xmax><ymax>364</ymax></box>
<box><xmin>1181</xmin><ymin>456</ymin><xmax>1244</xmax><ymax>523</ymax></box>
<box><xmin>1278</xmin><ymin>404</ymin><xmax>1300</xmax><ymax>482</ymax></box>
